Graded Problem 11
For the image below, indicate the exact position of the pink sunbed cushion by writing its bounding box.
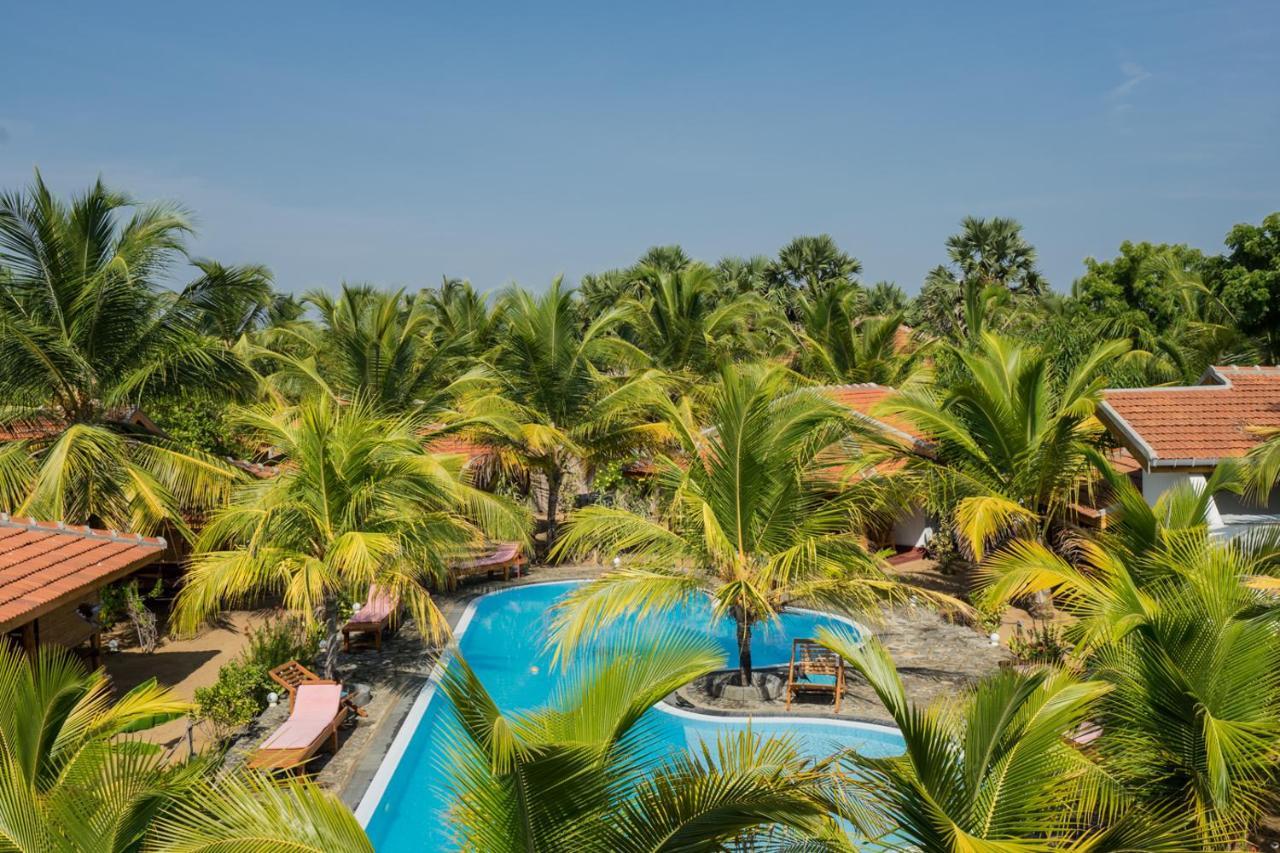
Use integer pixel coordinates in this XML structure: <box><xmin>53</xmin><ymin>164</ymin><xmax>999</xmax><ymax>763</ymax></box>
<box><xmin>260</xmin><ymin>684</ymin><xmax>342</xmax><ymax>750</ymax></box>
<box><xmin>347</xmin><ymin>586</ymin><xmax>397</xmax><ymax>626</ymax></box>
<box><xmin>459</xmin><ymin>542</ymin><xmax>520</xmax><ymax>569</ymax></box>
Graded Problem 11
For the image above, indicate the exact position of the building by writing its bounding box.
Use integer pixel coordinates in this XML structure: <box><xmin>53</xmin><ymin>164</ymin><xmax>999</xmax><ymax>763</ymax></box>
<box><xmin>820</xmin><ymin>383</ymin><xmax>936</xmax><ymax>551</ymax></box>
<box><xmin>1097</xmin><ymin>365</ymin><xmax>1280</xmax><ymax>537</ymax></box>
<box><xmin>0</xmin><ymin>515</ymin><xmax>166</xmax><ymax>665</ymax></box>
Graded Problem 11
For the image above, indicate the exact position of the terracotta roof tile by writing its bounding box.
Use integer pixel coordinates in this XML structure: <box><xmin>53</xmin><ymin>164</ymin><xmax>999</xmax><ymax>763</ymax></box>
<box><xmin>424</xmin><ymin>434</ymin><xmax>493</xmax><ymax>463</ymax></box>
<box><xmin>0</xmin><ymin>517</ymin><xmax>166</xmax><ymax>632</ymax></box>
<box><xmin>1100</xmin><ymin>366</ymin><xmax>1280</xmax><ymax>467</ymax></box>
<box><xmin>817</xmin><ymin>384</ymin><xmax>928</xmax><ymax>445</ymax></box>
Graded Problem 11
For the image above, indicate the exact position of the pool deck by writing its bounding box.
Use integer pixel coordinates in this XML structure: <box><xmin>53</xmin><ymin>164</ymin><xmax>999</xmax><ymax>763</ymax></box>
<box><xmin>228</xmin><ymin>560</ymin><xmax>1008</xmax><ymax>808</ymax></box>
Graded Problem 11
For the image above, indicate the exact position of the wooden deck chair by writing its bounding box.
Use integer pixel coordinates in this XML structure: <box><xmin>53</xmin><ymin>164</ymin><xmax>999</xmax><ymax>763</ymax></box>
<box><xmin>247</xmin><ymin>682</ymin><xmax>349</xmax><ymax>772</ymax></box>
<box><xmin>453</xmin><ymin>541</ymin><xmax>528</xmax><ymax>581</ymax></box>
<box><xmin>342</xmin><ymin>585</ymin><xmax>399</xmax><ymax>652</ymax></box>
<box><xmin>785</xmin><ymin>638</ymin><xmax>845</xmax><ymax>713</ymax></box>
<box><xmin>268</xmin><ymin>660</ymin><xmax>367</xmax><ymax>717</ymax></box>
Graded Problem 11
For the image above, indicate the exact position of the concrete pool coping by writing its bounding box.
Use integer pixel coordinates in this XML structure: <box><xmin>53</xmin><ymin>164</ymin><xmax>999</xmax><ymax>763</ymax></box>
<box><xmin>352</xmin><ymin>578</ymin><xmax>902</xmax><ymax>827</ymax></box>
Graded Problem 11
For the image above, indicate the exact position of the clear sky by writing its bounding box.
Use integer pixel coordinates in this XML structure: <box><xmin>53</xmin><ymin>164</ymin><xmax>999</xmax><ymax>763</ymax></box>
<box><xmin>2</xmin><ymin>2</ymin><xmax>1277</xmax><ymax>295</ymax></box>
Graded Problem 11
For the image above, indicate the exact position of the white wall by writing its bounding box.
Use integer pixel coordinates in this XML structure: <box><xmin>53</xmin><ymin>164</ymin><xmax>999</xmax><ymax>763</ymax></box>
<box><xmin>1141</xmin><ymin>470</ymin><xmax>1224</xmax><ymax>529</ymax></box>
<box><xmin>891</xmin><ymin>508</ymin><xmax>934</xmax><ymax>549</ymax></box>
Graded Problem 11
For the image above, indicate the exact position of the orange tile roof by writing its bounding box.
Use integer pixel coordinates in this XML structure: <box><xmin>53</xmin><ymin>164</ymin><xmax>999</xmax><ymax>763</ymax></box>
<box><xmin>424</xmin><ymin>435</ymin><xmax>493</xmax><ymax>463</ymax></box>
<box><xmin>818</xmin><ymin>384</ymin><xmax>929</xmax><ymax>446</ymax></box>
<box><xmin>0</xmin><ymin>517</ymin><xmax>166</xmax><ymax>632</ymax></box>
<box><xmin>1099</xmin><ymin>366</ymin><xmax>1280</xmax><ymax>468</ymax></box>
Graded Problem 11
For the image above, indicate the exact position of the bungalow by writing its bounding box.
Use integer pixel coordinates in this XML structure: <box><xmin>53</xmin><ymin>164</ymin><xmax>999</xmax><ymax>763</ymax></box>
<box><xmin>1097</xmin><ymin>365</ymin><xmax>1280</xmax><ymax>537</ymax></box>
<box><xmin>820</xmin><ymin>383</ymin><xmax>936</xmax><ymax>552</ymax></box>
<box><xmin>0</xmin><ymin>515</ymin><xmax>166</xmax><ymax>665</ymax></box>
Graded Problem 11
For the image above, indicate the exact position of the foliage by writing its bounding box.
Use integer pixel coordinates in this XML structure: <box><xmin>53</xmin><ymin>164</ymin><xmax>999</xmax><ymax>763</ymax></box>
<box><xmin>0</xmin><ymin>173</ymin><xmax>251</xmax><ymax>535</ymax></box>
<box><xmin>550</xmin><ymin>364</ymin><xmax>961</xmax><ymax>685</ymax></box>
<box><xmin>175</xmin><ymin>396</ymin><xmax>529</xmax><ymax>675</ymax></box>
<box><xmin>888</xmin><ymin>332</ymin><xmax>1127</xmax><ymax>561</ymax></box>
<box><xmin>1007</xmin><ymin>620</ymin><xmax>1070</xmax><ymax>665</ymax></box>
<box><xmin>147</xmin><ymin>392</ymin><xmax>257</xmax><ymax>458</ymax></box>
<box><xmin>1211</xmin><ymin>211</ymin><xmax>1280</xmax><ymax>360</ymax></box>
<box><xmin>193</xmin><ymin>659</ymin><xmax>269</xmax><ymax>740</ymax></box>
<box><xmin>818</xmin><ymin>630</ymin><xmax>1190</xmax><ymax>851</ymax></box>
<box><xmin>441</xmin><ymin>627</ymin><xmax>849</xmax><ymax>851</ymax></box>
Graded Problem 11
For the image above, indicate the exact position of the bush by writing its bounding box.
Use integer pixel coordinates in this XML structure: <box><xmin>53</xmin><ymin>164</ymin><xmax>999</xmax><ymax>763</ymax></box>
<box><xmin>1009</xmin><ymin>621</ymin><xmax>1069</xmax><ymax>665</ymax></box>
<box><xmin>194</xmin><ymin>660</ymin><xmax>270</xmax><ymax>742</ymax></box>
<box><xmin>193</xmin><ymin>614</ymin><xmax>320</xmax><ymax>743</ymax></box>
<box><xmin>242</xmin><ymin>614</ymin><xmax>319</xmax><ymax>672</ymax></box>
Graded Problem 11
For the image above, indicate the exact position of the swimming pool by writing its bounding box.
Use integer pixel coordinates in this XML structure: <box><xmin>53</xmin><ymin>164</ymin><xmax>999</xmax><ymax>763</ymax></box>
<box><xmin>357</xmin><ymin>580</ymin><xmax>905</xmax><ymax>850</ymax></box>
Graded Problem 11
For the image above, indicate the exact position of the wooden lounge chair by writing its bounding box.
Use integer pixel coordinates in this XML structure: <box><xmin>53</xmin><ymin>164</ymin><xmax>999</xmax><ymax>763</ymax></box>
<box><xmin>785</xmin><ymin>638</ymin><xmax>845</xmax><ymax>713</ymax></box>
<box><xmin>247</xmin><ymin>682</ymin><xmax>348</xmax><ymax>772</ymax></box>
<box><xmin>342</xmin><ymin>585</ymin><xmax>399</xmax><ymax>652</ymax></box>
<box><xmin>268</xmin><ymin>660</ymin><xmax>367</xmax><ymax>717</ymax></box>
<box><xmin>453</xmin><ymin>541</ymin><xmax>527</xmax><ymax>581</ymax></box>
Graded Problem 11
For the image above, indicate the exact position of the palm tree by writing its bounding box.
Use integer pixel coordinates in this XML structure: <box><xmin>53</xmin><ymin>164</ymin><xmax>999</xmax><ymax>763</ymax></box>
<box><xmin>886</xmin><ymin>332</ymin><xmax>1128</xmax><ymax>562</ymax></box>
<box><xmin>614</xmin><ymin>264</ymin><xmax>781</xmax><ymax>376</ymax></box>
<box><xmin>487</xmin><ymin>277</ymin><xmax>662</xmax><ymax>549</ymax></box>
<box><xmin>174</xmin><ymin>395</ymin><xmax>529</xmax><ymax>675</ymax></box>
<box><xmin>816</xmin><ymin>630</ymin><xmax>1189</xmax><ymax>851</ymax></box>
<box><xmin>1093</xmin><ymin>557</ymin><xmax>1280</xmax><ymax>848</ymax></box>
<box><xmin>0</xmin><ymin>173</ymin><xmax>255</xmax><ymax>535</ymax></box>
<box><xmin>713</xmin><ymin>254</ymin><xmax>772</xmax><ymax>299</ymax></box>
<box><xmin>796</xmin><ymin>283</ymin><xmax>925</xmax><ymax>386</ymax></box>
<box><xmin>864</xmin><ymin>281</ymin><xmax>908</xmax><ymax>315</ymax></box>
<box><xmin>441</xmin><ymin>628</ymin><xmax>848</xmax><ymax>851</ymax></box>
<box><xmin>764</xmin><ymin>235</ymin><xmax>861</xmax><ymax>320</ymax></box>
<box><xmin>0</xmin><ymin>643</ymin><xmax>371</xmax><ymax>852</ymax></box>
<box><xmin>256</xmin><ymin>284</ymin><xmax>481</xmax><ymax>414</ymax></box>
<box><xmin>550</xmin><ymin>364</ymin><xmax>949</xmax><ymax>686</ymax></box>
<box><xmin>945</xmin><ymin>215</ymin><xmax>1045</xmax><ymax>296</ymax></box>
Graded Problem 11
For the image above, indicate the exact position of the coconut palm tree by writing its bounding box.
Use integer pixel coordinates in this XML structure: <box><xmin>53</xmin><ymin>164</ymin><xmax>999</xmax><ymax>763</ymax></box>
<box><xmin>255</xmin><ymin>284</ymin><xmax>483</xmax><ymax>414</ymax></box>
<box><xmin>1093</xmin><ymin>559</ymin><xmax>1280</xmax><ymax>848</ymax></box>
<box><xmin>0</xmin><ymin>174</ymin><xmax>256</xmax><ymax>534</ymax></box>
<box><xmin>614</xmin><ymin>264</ymin><xmax>780</xmax><ymax>376</ymax></box>
<box><xmin>816</xmin><ymin>630</ymin><xmax>1190</xmax><ymax>851</ymax></box>
<box><xmin>0</xmin><ymin>642</ymin><xmax>371</xmax><ymax>852</ymax></box>
<box><xmin>174</xmin><ymin>395</ymin><xmax>529</xmax><ymax>676</ymax></box>
<box><xmin>486</xmin><ymin>277</ymin><xmax>664</xmax><ymax>549</ymax></box>
<box><xmin>796</xmin><ymin>282</ymin><xmax>925</xmax><ymax>386</ymax></box>
<box><xmin>886</xmin><ymin>332</ymin><xmax>1129</xmax><ymax>562</ymax></box>
<box><xmin>550</xmin><ymin>364</ymin><xmax>950</xmax><ymax>686</ymax></box>
<box><xmin>441</xmin><ymin>628</ymin><xmax>849</xmax><ymax>852</ymax></box>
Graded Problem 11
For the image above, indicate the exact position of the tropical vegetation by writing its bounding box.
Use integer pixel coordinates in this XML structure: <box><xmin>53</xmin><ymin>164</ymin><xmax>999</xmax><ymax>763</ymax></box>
<box><xmin>2</xmin><ymin>172</ymin><xmax>1279</xmax><ymax>849</ymax></box>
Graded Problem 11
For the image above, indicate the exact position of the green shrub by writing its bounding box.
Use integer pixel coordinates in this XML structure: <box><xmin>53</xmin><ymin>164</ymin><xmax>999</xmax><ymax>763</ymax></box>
<box><xmin>242</xmin><ymin>614</ymin><xmax>320</xmax><ymax>672</ymax></box>
<box><xmin>194</xmin><ymin>660</ymin><xmax>270</xmax><ymax>741</ymax></box>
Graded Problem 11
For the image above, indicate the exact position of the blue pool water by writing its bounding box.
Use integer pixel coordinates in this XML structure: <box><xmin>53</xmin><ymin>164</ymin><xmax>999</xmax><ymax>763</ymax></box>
<box><xmin>360</xmin><ymin>581</ymin><xmax>905</xmax><ymax>850</ymax></box>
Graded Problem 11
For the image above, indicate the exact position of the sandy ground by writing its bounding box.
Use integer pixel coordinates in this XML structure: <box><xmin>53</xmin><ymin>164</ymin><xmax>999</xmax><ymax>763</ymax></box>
<box><xmin>102</xmin><ymin>610</ymin><xmax>272</xmax><ymax>757</ymax></box>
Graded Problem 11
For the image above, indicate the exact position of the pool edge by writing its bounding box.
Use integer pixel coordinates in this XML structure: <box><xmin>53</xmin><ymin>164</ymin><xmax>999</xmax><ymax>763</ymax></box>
<box><xmin>353</xmin><ymin>579</ymin><xmax>900</xmax><ymax>826</ymax></box>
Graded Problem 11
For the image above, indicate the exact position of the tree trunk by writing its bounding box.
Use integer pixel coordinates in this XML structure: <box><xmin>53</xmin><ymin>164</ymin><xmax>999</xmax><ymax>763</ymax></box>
<box><xmin>321</xmin><ymin>597</ymin><xmax>341</xmax><ymax>679</ymax></box>
<box><xmin>735</xmin><ymin>616</ymin><xmax>753</xmax><ymax>687</ymax></box>
<box><xmin>545</xmin><ymin>467</ymin><xmax>562</xmax><ymax>553</ymax></box>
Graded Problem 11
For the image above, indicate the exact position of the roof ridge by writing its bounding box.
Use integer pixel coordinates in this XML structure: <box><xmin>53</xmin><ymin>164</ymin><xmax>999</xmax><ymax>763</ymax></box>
<box><xmin>0</xmin><ymin>514</ymin><xmax>166</xmax><ymax>548</ymax></box>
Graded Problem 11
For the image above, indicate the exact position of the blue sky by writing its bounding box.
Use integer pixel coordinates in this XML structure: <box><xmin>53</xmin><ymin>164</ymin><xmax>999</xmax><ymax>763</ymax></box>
<box><xmin>2</xmin><ymin>2</ymin><xmax>1277</xmax><ymax>295</ymax></box>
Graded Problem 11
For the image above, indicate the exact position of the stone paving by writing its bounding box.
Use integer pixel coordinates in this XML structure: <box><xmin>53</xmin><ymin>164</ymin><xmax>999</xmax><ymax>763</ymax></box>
<box><xmin>673</xmin><ymin>603</ymin><xmax>1011</xmax><ymax>725</ymax></box>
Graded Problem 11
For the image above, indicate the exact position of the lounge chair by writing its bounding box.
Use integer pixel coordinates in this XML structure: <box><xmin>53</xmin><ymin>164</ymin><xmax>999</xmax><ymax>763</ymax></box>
<box><xmin>453</xmin><ymin>541</ymin><xmax>527</xmax><ymax>581</ymax></box>
<box><xmin>785</xmin><ymin>638</ymin><xmax>846</xmax><ymax>713</ymax></box>
<box><xmin>343</xmin><ymin>585</ymin><xmax>399</xmax><ymax>652</ymax></box>
<box><xmin>247</xmin><ymin>682</ymin><xmax>348</xmax><ymax>772</ymax></box>
<box><xmin>268</xmin><ymin>660</ymin><xmax>367</xmax><ymax>717</ymax></box>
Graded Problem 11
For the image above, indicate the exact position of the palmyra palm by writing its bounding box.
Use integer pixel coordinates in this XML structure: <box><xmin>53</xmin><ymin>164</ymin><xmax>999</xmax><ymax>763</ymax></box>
<box><xmin>441</xmin><ymin>628</ymin><xmax>849</xmax><ymax>852</ymax></box>
<box><xmin>174</xmin><ymin>395</ymin><xmax>529</xmax><ymax>676</ymax></box>
<box><xmin>0</xmin><ymin>173</ymin><xmax>258</xmax><ymax>535</ymax></box>
<box><xmin>550</xmin><ymin>363</ymin><xmax>952</xmax><ymax>686</ymax></box>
